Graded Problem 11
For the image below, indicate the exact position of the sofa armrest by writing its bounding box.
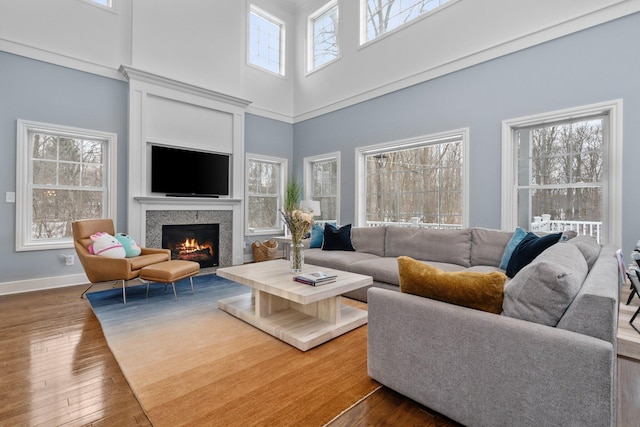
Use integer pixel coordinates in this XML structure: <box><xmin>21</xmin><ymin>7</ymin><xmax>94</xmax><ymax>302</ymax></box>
<box><xmin>367</xmin><ymin>288</ymin><xmax>615</xmax><ymax>427</ymax></box>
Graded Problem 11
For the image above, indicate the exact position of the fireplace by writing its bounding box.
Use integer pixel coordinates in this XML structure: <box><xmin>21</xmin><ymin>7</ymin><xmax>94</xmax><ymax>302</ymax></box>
<box><xmin>162</xmin><ymin>224</ymin><xmax>219</xmax><ymax>268</ymax></box>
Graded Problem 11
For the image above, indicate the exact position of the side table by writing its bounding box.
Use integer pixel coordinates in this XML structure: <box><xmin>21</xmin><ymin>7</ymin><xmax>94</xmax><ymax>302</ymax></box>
<box><xmin>272</xmin><ymin>236</ymin><xmax>292</xmax><ymax>259</ymax></box>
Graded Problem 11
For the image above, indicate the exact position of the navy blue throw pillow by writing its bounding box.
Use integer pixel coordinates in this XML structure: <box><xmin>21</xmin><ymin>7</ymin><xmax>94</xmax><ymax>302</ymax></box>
<box><xmin>506</xmin><ymin>232</ymin><xmax>562</xmax><ymax>278</ymax></box>
<box><xmin>322</xmin><ymin>223</ymin><xmax>355</xmax><ymax>251</ymax></box>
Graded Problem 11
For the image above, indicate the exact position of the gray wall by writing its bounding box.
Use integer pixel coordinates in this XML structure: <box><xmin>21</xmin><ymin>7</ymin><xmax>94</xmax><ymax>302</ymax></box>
<box><xmin>292</xmin><ymin>12</ymin><xmax>640</xmax><ymax>257</ymax></box>
<box><xmin>0</xmin><ymin>51</ymin><xmax>129</xmax><ymax>283</ymax></box>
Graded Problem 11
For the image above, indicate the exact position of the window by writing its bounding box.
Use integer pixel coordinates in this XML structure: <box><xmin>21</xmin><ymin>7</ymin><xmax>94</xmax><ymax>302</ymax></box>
<box><xmin>82</xmin><ymin>0</ymin><xmax>114</xmax><ymax>11</ymax></box>
<box><xmin>308</xmin><ymin>1</ymin><xmax>339</xmax><ymax>72</ymax></box>
<box><xmin>16</xmin><ymin>120</ymin><xmax>117</xmax><ymax>251</ymax></box>
<box><xmin>246</xmin><ymin>154</ymin><xmax>288</xmax><ymax>234</ymax></box>
<box><xmin>249</xmin><ymin>6</ymin><xmax>285</xmax><ymax>76</ymax></box>
<box><xmin>361</xmin><ymin>0</ymin><xmax>451</xmax><ymax>44</ymax></box>
<box><xmin>304</xmin><ymin>152</ymin><xmax>340</xmax><ymax>222</ymax></box>
<box><xmin>501</xmin><ymin>100</ymin><xmax>622</xmax><ymax>245</ymax></box>
<box><xmin>356</xmin><ymin>130</ymin><xmax>468</xmax><ymax>228</ymax></box>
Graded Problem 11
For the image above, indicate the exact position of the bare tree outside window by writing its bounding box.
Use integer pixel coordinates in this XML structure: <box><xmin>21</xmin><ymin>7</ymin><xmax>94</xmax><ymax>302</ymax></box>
<box><xmin>365</xmin><ymin>139</ymin><xmax>462</xmax><ymax>228</ymax></box>
<box><xmin>311</xmin><ymin>3</ymin><xmax>339</xmax><ymax>70</ymax></box>
<box><xmin>310</xmin><ymin>158</ymin><xmax>338</xmax><ymax>221</ymax></box>
<box><xmin>30</xmin><ymin>132</ymin><xmax>107</xmax><ymax>240</ymax></box>
<box><xmin>364</xmin><ymin>0</ymin><xmax>449</xmax><ymax>42</ymax></box>
<box><xmin>516</xmin><ymin>118</ymin><xmax>604</xmax><ymax>239</ymax></box>
<box><xmin>246</xmin><ymin>157</ymin><xmax>284</xmax><ymax>232</ymax></box>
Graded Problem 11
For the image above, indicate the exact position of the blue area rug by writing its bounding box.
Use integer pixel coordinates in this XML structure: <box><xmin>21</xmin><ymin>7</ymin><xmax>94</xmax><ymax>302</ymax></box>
<box><xmin>85</xmin><ymin>273</ymin><xmax>376</xmax><ymax>426</ymax></box>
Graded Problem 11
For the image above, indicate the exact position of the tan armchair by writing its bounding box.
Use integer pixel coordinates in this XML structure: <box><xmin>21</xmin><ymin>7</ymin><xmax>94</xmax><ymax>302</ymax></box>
<box><xmin>73</xmin><ymin>219</ymin><xmax>170</xmax><ymax>303</ymax></box>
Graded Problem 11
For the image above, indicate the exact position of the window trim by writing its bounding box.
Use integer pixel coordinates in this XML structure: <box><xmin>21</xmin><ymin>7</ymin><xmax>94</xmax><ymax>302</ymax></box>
<box><xmin>306</xmin><ymin>0</ymin><xmax>340</xmax><ymax>75</ymax></box>
<box><xmin>355</xmin><ymin>128</ymin><xmax>469</xmax><ymax>228</ymax></box>
<box><xmin>248</xmin><ymin>5</ymin><xmax>286</xmax><ymax>77</ymax></box>
<box><xmin>501</xmin><ymin>99</ymin><xmax>623</xmax><ymax>247</ymax></box>
<box><xmin>303</xmin><ymin>151</ymin><xmax>341</xmax><ymax>223</ymax></box>
<box><xmin>245</xmin><ymin>153</ymin><xmax>288</xmax><ymax>236</ymax></box>
<box><xmin>15</xmin><ymin>119</ymin><xmax>118</xmax><ymax>251</ymax></box>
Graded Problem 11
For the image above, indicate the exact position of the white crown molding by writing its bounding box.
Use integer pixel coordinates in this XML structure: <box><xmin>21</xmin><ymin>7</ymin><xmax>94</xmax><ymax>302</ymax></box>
<box><xmin>0</xmin><ymin>273</ymin><xmax>89</xmax><ymax>296</ymax></box>
<box><xmin>246</xmin><ymin>104</ymin><xmax>295</xmax><ymax>124</ymax></box>
<box><xmin>0</xmin><ymin>37</ymin><xmax>125</xmax><ymax>81</ymax></box>
<box><xmin>119</xmin><ymin>65</ymin><xmax>252</xmax><ymax>109</ymax></box>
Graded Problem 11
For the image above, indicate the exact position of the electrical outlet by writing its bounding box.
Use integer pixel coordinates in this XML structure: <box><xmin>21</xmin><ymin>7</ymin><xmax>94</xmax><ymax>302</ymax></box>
<box><xmin>65</xmin><ymin>254</ymin><xmax>75</xmax><ymax>266</ymax></box>
<box><xmin>6</xmin><ymin>192</ymin><xmax>15</xmax><ymax>203</ymax></box>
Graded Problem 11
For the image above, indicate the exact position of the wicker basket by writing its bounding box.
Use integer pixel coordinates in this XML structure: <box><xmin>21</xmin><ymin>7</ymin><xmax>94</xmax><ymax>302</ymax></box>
<box><xmin>252</xmin><ymin>238</ymin><xmax>278</xmax><ymax>262</ymax></box>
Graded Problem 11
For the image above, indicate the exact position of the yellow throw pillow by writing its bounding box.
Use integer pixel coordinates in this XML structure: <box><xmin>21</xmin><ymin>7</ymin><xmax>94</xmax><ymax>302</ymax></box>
<box><xmin>398</xmin><ymin>256</ymin><xmax>507</xmax><ymax>314</ymax></box>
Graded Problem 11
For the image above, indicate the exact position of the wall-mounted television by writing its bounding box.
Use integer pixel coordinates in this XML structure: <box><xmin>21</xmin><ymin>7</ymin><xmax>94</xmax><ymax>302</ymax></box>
<box><xmin>151</xmin><ymin>144</ymin><xmax>230</xmax><ymax>197</ymax></box>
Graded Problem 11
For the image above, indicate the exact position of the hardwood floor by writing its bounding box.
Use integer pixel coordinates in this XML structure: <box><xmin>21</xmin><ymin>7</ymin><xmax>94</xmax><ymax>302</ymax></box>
<box><xmin>0</xmin><ymin>285</ymin><xmax>150</xmax><ymax>426</ymax></box>
<box><xmin>1</xmin><ymin>282</ymin><xmax>638</xmax><ymax>426</ymax></box>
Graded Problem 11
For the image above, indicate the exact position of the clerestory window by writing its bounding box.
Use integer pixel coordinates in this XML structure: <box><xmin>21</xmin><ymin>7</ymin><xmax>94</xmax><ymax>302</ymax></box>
<box><xmin>249</xmin><ymin>6</ymin><xmax>285</xmax><ymax>76</ymax></box>
<box><xmin>308</xmin><ymin>1</ymin><xmax>339</xmax><ymax>72</ymax></box>
<box><xmin>16</xmin><ymin>120</ymin><xmax>117</xmax><ymax>251</ymax></box>
<box><xmin>361</xmin><ymin>0</ymin><xmax>451</xmax><ymax>44</ymax></box>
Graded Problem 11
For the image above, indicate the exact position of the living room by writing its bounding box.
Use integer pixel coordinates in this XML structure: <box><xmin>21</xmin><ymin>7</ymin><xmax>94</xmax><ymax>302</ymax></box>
<box><xmin>1</xmin><ymin>0</ymin><xmax>640</xmax><ymax>425</ymax></box>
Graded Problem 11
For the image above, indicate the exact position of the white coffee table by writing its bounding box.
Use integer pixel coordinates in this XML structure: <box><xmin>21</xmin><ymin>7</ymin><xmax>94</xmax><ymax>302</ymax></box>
<box><xmin>216</xmin><ymin>259</ymin><xmax>372</xmax><ymax>351</ymax></box>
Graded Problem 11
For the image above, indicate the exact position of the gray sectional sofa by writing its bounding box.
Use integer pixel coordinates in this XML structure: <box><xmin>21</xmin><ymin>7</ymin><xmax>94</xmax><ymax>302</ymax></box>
<box><xmin>304</xmin><ymin>226</ymin><xmax>619</xmax><ymax>427</ymax></box>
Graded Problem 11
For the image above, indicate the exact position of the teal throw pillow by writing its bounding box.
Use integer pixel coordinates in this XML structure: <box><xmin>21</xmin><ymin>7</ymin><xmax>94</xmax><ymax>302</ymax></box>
<box><xmin>309</xmin><ymin>222</ymin><xmax>336</xmax><ymax>249</ymax></box>
<box><xmin>499</xmin><ymin>227</ymin><xmax>527</xmax><ymax>270</ymax></box>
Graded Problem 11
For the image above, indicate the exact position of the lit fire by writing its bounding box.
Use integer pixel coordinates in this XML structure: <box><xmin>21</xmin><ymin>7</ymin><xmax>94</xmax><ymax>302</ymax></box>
<box><xmin>179</xmin><ymin>238</ymin><xmax>209</xmax><ymax>254</ymax></box>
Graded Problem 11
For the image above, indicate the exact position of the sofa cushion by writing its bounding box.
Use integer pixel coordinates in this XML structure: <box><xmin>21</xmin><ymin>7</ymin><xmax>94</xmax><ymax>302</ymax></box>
<box><xmin>398</xmin><ymin>256</ymin><xmax>507</xmax><ymax>314</ymax></box>
<box><xmin>505</xmin><ymin>232</ymin><xmax>562</xmax><ymax>278</ymax></box>
<box><xmin>304</xmin><ymin>248</ymin><xmax>378</xmax><ymax>270</ymax></box>
<box><xmin>499</xmin><ymin>227</ymin><xmax>526</xmax><ymax>269</ymax></box>
<box><xmin>386</xmin><ymin>227</ymin><xmax>472</xmax><ymax>267</ymax></box>
<box><xmin>568</xmin><ymin>235</ymin><xmax>601</xmax><ymax>270</ymax></box>
<box><xmin>348</xmin><ymin>257</ymin><xmax>401</xmax><ymax>285</ymax></box>
<box><xmin>322</xmin><ymin>223</ymin><xmax>355</xmax><ymax>251</ymax></box>
<box><xmin>351</xmin><ymin>226</ymin><xmax>386</xmax><ymax>257</ymax></box>
<box><xmin>502</xmin><ymin>242</ymin><xmax>588</xmax><ymax>326</ymax></box>
<box><xmin>470</xmin><ymin>227</ymin><xmax>514</xmax><ymax>268</ymax></box>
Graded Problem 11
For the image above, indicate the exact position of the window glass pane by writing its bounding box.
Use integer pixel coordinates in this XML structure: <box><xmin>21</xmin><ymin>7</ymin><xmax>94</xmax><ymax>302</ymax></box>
<box><xmin>312</xmin><ymin>4</ymin><xmax>339</xmax><ymax>69</ymax></box>
<box><xmin>247</xmin><ymin>158</ymin><xmax>283</xmax><ymax>230</ymax></box>
<box><xmin>364</xmin><ymin>0</ymin><xmax>450</xmax><ymax>43</ymax></box>
<box><xmin>33</xmin><ymin>160</ymin><xmax>57</xmax><ymax>185</ymax></box>
<box><xmin>59</xmin><ymin>163</ymin><xmax>81</xmax><ymax>186</ymax></box>
<box><xmin>365</xmin><ymin>139</ymin><xmax>462</xmax><ymax>228</ymax></box>
<box><xmin>515</xmin><ymin>117</ymin><xmax>605</xmax><ymax>241</ymax></box>
<box><xmin>249</xmin><ymin>10</ymin><xmax>283</xmax><ymax>75</ymax></box>
<box><xmin>32</xmin><ymin>189</ymin><xmax>103</xmax><ymax>239</ymax></box>
<box><xmin>310</xmin><ymin>158</ymin><xmax>337</xmax><ymax>221</ymax></box>
<box><xmin>32</xmin><ymin>134</ymin><xmax>57</xmax><ymax>160</ymax></box>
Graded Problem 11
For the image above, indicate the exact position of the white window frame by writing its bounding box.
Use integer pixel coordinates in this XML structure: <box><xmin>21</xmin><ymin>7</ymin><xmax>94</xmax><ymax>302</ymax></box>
<box><xmin>15</xmin><ymin>120</ymin><xmax>118</xmax><ymax>251</ymax></box>
<box><xmin>355</xmin><ymin>128</ymin><xmax>469</xmax><ymax>228</ymax></box>
<box><xmin>303</xmin><ymin>152</ymin><xmax>341</xmax><ymax>223</ymax></box>
<box><xmin>245</xmin><ymin>153</ymin><xmax>288</xmax><ymax>236</ymax></box>
<box><xmin>501</xmin><ymin>100</ymin><xmax>623</xmax><ymax>247</ymax></box>
<box><xmin>248</xmin><ymin>5</ymin><xmax>286</xmax><ymax>77</ymax></box>
<box><xmin>307</xmin><ymin>0</ymin><xmax>340</xmax><ymax>74</ymax></box>
<box><xmin>359</xmin><ymin>0</ymin><xmax>456</xmax><ymax>46</ymax></box>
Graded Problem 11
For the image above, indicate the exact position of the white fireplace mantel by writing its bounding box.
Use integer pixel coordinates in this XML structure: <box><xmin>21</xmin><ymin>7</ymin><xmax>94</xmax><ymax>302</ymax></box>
<box><xmin>122</xmin><ymin>66</ymin><xmax>249</xmax><ymax>266</ymax></box>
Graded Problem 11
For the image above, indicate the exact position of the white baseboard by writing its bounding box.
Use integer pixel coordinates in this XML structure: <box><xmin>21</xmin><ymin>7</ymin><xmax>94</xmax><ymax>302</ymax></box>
<box><xmin>0</xmin><ymin>273</ymin><xmax>89</xmax><ymax>296</ymax></box>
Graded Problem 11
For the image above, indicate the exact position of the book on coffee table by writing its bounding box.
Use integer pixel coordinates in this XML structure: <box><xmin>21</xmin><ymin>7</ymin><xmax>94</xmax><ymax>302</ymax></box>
<box><xmin>294</xmin><ymin>271</ymin><xmax>337</xmax><ymax>286</ymax></box>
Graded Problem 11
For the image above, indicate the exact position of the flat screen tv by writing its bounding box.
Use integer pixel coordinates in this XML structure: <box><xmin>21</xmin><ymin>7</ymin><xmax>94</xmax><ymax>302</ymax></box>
<box><xmin>151</xmin><ymin>145</ymin><xmax>230</xmax><ymax>197</ymax></box>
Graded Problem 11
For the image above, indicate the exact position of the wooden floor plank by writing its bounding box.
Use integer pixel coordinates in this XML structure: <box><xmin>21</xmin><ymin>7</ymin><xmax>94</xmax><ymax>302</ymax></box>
<box><xmin>1</xmin><ymin>282</ymin><xmax>638</xmax><ymax>426</ymax></box>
